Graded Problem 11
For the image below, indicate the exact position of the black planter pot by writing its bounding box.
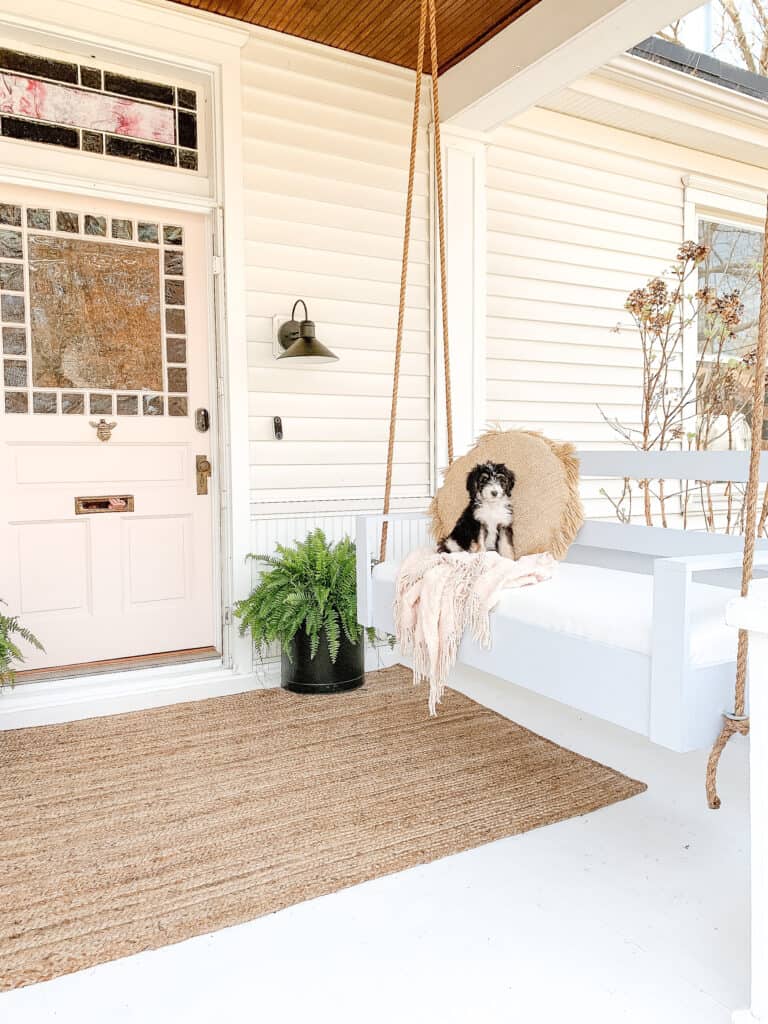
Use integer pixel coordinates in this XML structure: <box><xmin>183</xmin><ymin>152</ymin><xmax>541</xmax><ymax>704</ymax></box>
<box><xmin>281</xmin><ymin>627</ymin><xmax>364</xmax><ymax>694</ymax></box>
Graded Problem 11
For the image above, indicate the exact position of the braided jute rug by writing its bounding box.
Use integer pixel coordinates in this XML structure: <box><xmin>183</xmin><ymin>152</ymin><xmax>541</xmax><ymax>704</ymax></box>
<box><xmin>0</xmin><ymin>665</ymin><xmax>645</xmax><ymax>990</ymax></box>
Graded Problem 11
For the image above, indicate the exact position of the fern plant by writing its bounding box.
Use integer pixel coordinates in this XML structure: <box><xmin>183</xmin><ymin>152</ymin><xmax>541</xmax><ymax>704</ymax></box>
<box><xmin>235</xmin><ymin>529</ymin><xmax>365</xmax><ymax>663</ymax></box>
<box><xmin>0</xmin><ymin>601</ymin><xmax>43</xmax><ymax>687</ymax></box>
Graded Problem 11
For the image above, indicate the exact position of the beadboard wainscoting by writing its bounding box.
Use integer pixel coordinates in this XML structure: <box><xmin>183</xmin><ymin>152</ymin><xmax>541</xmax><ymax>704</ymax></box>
<box><xmin>250</xmin><ymin>512</ymin><xmax>430</xmax><ymax>565</ymax></box>
<box><xmin>246</xmin><ymin>512</ymin><xmax>431</xmax><ymax>673</ymax></box>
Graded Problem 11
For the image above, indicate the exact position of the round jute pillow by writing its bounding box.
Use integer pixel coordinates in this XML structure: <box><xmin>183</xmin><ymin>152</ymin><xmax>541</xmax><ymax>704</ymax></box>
<box><xmin>428</xmin><ymin>429</ymin><xmax>584</xmax><ymax>560</ymax></box>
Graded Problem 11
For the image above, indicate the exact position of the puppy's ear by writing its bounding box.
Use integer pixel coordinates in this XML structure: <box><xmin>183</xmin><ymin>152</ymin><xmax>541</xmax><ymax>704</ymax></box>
<box><xmin>466</xmin><ymin>464</ymin><xmax>483</xmax><ymax>498</ymax></box>
<box><xmin>495</xmin><ymin>464</ymin><xmax>515</xmax><ymax>495</ymax></box>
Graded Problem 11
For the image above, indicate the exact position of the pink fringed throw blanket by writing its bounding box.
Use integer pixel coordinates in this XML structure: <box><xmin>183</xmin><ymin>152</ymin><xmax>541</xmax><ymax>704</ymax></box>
<box><xmin>394</xmin><ymin>548</ymin><xmax>555</xmax><ymax>714</ymax></box>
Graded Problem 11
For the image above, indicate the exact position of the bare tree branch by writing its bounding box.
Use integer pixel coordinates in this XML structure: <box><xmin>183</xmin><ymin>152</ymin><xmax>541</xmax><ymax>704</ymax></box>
<box><xmin>718</xmin><ymin>0</ymin><xmax>759</xmax><ymax>73</ymax></box>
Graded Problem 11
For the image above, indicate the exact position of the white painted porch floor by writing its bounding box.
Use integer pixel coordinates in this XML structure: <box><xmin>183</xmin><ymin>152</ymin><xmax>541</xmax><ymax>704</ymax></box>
<box><xmin>1</xmin><ymin>665</ymin><xmax>749</xmax><ymax>1024</ymax></box>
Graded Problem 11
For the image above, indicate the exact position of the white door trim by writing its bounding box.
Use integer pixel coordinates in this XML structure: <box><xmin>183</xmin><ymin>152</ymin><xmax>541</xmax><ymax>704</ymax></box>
<box><xmin>0</xmin><ymin>0</ymin><xmax>254</xmax><ymax>706</ymax></box>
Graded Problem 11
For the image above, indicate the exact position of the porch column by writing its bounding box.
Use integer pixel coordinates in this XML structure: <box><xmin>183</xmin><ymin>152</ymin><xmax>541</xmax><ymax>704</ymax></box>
<box><xmin>433</xmin><ymin>127</ymin><xmax>487</xmax><ymax>479</ymax></box>
<box><xmin>728</xmin><ymin>581</ymin><xmax>768</xmax><ymax>1024</ymax></box>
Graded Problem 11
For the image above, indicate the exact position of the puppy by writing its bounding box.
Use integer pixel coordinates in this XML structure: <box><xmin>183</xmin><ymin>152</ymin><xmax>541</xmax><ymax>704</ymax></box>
<box><xmin>438</xmin><ymin>461</ymin><xmax>515</xmax><ymax>557</ymax></box>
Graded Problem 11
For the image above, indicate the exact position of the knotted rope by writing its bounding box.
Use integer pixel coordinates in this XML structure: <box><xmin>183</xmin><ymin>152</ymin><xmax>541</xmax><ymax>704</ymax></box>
<box><xmin>380</xmin><ymin>0</ymin><xmax>453</xmax><ymax>563</ymax></box>
<box><xmin>705</xmin><ymin>194</ymin><xmax>768</xmax><ymax>809</ymax></box>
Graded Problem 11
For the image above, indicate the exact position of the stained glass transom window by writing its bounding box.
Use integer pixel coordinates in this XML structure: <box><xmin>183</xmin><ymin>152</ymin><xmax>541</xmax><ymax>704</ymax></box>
<box><xmin>0</xmin><ymin>48</ymin><xmax>199</xmax><ymax>171</ymax></box>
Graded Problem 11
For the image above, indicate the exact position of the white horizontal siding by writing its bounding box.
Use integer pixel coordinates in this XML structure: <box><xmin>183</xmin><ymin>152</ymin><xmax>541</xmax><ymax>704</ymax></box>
<box><xmin>240</xmin><ymin>40</ymin><xmax>762</xmax><ymax>532</ymax></box>
<box><xmin>486</xmin><ymin>104</ymin><xmax>763</xmax><ymax>521</ymax></box>
<box><xmin>242</xmin><ymin>33</ymin><xmax>432</xmax><ymax>517</ymax></box>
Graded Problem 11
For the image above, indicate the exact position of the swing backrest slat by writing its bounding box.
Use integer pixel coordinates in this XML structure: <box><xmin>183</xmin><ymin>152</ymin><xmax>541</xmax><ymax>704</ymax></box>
<box><xmin>577</xmin><ymin>449</ymin><xmax>768</xmax><ymax>483</ymax></box>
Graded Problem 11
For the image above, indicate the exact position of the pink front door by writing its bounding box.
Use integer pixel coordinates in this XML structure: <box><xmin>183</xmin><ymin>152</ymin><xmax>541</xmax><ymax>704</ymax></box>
<box><xmin>0</xmin><ymin>186</ymin><xmax>217</xmax><ymax>671</ymax></box>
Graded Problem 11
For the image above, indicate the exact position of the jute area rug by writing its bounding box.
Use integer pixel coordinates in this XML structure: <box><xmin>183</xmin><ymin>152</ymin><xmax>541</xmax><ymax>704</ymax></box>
<box><xmin>0</xmin><ymin>665</ymin><xmax>645</xmax><ymax>990</ymax></box>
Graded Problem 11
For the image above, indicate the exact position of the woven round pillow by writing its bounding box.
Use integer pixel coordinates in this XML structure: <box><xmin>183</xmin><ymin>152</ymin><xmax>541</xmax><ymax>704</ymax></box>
<box><xmin>428</xmin><ymin>429</ymin><xmax>584</xmax><ymax>560</ymax></box>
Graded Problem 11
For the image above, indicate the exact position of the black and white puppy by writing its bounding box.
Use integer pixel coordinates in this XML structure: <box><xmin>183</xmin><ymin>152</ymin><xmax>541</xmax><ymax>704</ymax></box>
<box><xmin>438</xmin><ymin>461</ymin><xmax>515</xmax><ymax>557</ymax></box>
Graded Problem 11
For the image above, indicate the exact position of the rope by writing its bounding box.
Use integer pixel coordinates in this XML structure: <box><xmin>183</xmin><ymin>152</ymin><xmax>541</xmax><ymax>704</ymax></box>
<box><xmin>380</xmin><ymin>0</ymin><xmax>454</xmax><ymax>562</ymax></box>
<box><xmin>379</xmin><ymin>0</ymin><xmax>427</xmax><ymax>564</ymax></box>
<box><xmin>705</xmin><ymin>193</ymin><xmax>768</xmax><ymax>809</ymax></box>
<box><xmin>427</xmin><ymin>0</ymin><xmax>454</xmax><ymax>467</ymax></box>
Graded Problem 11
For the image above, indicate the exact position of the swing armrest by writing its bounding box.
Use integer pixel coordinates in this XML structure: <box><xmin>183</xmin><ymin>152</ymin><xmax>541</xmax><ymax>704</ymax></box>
<box><xmin>649</xmin><ymin>549</ymin><xmax>768</xmax><ymax>750</ymax></box>
<box><xmin>656</xmin><ymin>548</ymin><xmax>768</xmax><ymax>575</ymax></box>
<box><xmin>356</xmin><ymin>513</ymin><xmax>431</xmax><ymax>627</ymax></box>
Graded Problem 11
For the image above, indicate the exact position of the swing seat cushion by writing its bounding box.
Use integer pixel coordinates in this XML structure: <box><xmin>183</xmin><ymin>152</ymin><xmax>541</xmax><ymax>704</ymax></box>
<box><xmin>373</xmin><ymin>560</ymin><xmax>737</xmax><ymax>668</ymax></box>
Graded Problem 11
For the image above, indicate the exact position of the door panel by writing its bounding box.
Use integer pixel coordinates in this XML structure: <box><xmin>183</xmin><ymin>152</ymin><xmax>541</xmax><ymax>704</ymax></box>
<box><xmin>17</xmin><ymin>521</ymin><xmax>90</xmax><ymax>614</ymax></box>
<box><xmin>0</xmin><ymin>185</ymin><xmax>217</xmax><ymax>671</ymax></box>
<box><xmin>125</xmin><ymin>516</ymin><xmax>189</xmax><ymax>605</ymax></box>
<box><xmin>12</xmin><ymin>443</ymin><xmax>186</xmax><ymax>484</ymax></box>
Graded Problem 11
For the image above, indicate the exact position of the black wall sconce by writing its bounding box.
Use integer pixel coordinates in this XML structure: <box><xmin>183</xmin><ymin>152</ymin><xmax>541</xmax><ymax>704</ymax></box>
<box><xmin>277</xmin><ymin>299</ymin><xmax>339</xmax><ymax>364</ymax></box>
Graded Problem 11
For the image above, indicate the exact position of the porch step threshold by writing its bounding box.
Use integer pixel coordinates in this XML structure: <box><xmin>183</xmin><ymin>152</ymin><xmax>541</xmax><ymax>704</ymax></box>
<box><xmin>0</xmin><ymin>658</ymin><xmax>263</xmax><ymax>731</ymax></box>
<box><xmin>15</xmin><ymin>647</ymin><xmax>221</xmax><ymax>685</ymax></box>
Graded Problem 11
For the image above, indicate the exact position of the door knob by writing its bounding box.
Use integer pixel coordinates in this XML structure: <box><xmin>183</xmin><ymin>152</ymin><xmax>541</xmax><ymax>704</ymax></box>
<box><xmin>196</xmin><ymin>455</ymin><xmax>212</xmax><ymax>495</ymax></box>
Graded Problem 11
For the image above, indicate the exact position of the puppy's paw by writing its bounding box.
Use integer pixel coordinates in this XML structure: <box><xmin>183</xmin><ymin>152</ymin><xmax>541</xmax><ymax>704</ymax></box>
<box><xmin>439</xmin><ymin>537</ymin><xmax>461</xmax><ymax>553</ymax></box>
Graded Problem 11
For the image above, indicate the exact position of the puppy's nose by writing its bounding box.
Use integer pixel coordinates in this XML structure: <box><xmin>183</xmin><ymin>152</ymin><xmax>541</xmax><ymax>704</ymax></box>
<box><xmin>490</xmin><ymin>489</ymin><xmax>499</xmax><ymax>497</ymax></box>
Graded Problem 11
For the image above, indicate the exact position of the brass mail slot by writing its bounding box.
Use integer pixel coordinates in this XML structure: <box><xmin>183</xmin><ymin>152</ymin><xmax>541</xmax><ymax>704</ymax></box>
<box><xmin>75</xmin><ymin>495</ymin><xmax>135</xmax><ymax>515</ymax></box>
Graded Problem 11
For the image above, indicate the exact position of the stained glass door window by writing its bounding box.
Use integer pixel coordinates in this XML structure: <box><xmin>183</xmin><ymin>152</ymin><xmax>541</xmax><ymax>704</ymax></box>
<box><xmin>1</xmin><ymin>201</ymin><xmax>189</xmax><ymax>417</ymax></box>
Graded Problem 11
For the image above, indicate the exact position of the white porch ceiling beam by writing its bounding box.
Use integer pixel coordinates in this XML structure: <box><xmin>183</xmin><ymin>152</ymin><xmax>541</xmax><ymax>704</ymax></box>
<box><xmin>439</xmin><ymin>0</ymin><xmax>704</xmax><ymax>133</ymax></box>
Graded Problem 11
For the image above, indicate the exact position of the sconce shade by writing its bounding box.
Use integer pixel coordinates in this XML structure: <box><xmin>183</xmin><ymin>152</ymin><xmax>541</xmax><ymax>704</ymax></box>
<box><xmin>277</xmin><ymin>300</ymin><xmax>339</xmax><ymax>364</ymax></box>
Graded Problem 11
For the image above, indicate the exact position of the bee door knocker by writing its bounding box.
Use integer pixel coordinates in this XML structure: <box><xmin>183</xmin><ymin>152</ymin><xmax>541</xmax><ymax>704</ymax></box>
<box><xmin>90</xmin><ymin>418</ymin><xmax>117</xmax><ymax>442</ymax></box>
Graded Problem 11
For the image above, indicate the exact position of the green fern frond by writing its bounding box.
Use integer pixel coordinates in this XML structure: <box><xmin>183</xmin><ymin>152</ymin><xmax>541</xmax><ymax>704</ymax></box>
<box><xmin>0</xmin><ymin>599</ymin><xmax>44</xmax><ymax>688</ymax></box>
<box><xmin>326</xmin><ymin>609</ymin><xmax>342</xmax><ymax>663</ymax></box>
<box><xmin>235</xmin><ymin>529</ymin><xmax>366</xmax><ymax>663</ymax></box>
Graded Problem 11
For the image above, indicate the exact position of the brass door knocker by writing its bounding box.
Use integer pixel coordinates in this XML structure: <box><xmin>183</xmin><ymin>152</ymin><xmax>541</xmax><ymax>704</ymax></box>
<box><xmin>90</xmin><ymin>418</ymin><xmax>117</xmax><ymax>442</ymax></box>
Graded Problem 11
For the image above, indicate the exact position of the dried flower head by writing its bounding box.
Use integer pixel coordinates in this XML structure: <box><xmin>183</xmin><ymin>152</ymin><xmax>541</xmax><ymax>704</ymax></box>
<box><xmin>709</xmin><ymin>290</ymin><xmax>744</xmax><ymax>329</ymax></box>
<box><xmin>625</xmin><ymin>277</ymin><xmax>676</xmax><ymax>334</ymax></box>
<box><xmin>677</xmin><ymin>241</ymin><xmax>710</xmax><ymax>264</ymax></box>
<box><xmin>625</xmin><ymin>288</ymin><xmax>649</xmax><ymax>317</ymax></box>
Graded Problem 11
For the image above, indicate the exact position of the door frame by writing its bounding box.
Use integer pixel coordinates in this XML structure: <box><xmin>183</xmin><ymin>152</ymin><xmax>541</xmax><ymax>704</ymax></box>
<box><xmin>0</xmin><ymin>0</ymin><xmax>254</xmax><ymax>707</ymax></box>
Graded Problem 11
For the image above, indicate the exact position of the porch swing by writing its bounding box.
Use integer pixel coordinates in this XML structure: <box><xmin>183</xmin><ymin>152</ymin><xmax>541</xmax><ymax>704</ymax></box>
<box><xmin>355</xmin><ymin>0</ymin><xmax>768</xmax><ymax>806</ymax></box>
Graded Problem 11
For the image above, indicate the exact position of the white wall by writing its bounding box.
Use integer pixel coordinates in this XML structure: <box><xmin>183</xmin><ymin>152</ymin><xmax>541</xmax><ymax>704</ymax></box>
<box><xmin>239</xmin><ymin>33</ymin><xmax>768</xmax><ymax>530</ymax></box>
<box><xmin>241</xmin><ymin>32</ymin><xmax>433</xmax><ymax>519</ymax></box>
<box><xmin>485</xmin><ymin>104</ymin><xmax>768</xmax><ymax>519</ymax></box>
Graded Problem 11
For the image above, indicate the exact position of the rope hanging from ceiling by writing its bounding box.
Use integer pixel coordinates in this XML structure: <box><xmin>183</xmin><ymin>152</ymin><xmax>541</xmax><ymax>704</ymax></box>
<box><xmin>380</xmin><ymin>0</ymin><xmax>453</xmax><ymax>563</ymax></box>
<box><xmin>705</xmin><ymin>195</ymin><xmax>768</xmax><ymax>809</ymax></box>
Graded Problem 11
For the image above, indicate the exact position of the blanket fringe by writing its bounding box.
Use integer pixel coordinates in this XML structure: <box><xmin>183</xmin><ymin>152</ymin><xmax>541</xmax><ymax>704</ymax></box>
<box><xmin>394</xmin><ymin>548</ymin><xmax>554</xmax><ymax>713</ymax></box>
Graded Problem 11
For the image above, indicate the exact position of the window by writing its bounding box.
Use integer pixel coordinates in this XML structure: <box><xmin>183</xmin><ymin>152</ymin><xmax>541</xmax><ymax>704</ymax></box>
<box><xmin>1</xmin><ymin>201</ymin><xmax>189</xmax><ymax>417</ymax></box>
<box><xmin>698</xmin><ymin>219</ymin><xmax>762</xmax><ymax>360</ymax></box>
<box><xmin>0</xmin><ymin>47</ymin><xmax>199</xmax><ymax>171</ymax></box>
<box><xmin>693</xmin><ymin>216</ymin><xmax>764</xmax><ymax>453</ymax></box>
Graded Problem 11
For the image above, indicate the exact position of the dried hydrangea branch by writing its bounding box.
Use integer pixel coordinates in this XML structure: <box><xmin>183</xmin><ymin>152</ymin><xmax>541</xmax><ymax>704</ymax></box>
<box><xmin>602</xmin><ymin>240</ymin><xmax>757</xmax><ymax>530</ymax></box>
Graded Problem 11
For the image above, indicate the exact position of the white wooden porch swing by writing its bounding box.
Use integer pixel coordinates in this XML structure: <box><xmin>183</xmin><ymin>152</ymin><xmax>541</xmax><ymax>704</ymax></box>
<box><xmin>355</xmin><ymin>0</ymin><xmax>768</xmax><ymax>808</ymax></box>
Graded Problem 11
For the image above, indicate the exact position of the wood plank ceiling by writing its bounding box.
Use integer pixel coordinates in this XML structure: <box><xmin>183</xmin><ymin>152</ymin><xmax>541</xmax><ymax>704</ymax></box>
<box><xmin>169</xmin><ymin>0</ymin><xmax>542</xmax><ymax>73</ymax></box>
